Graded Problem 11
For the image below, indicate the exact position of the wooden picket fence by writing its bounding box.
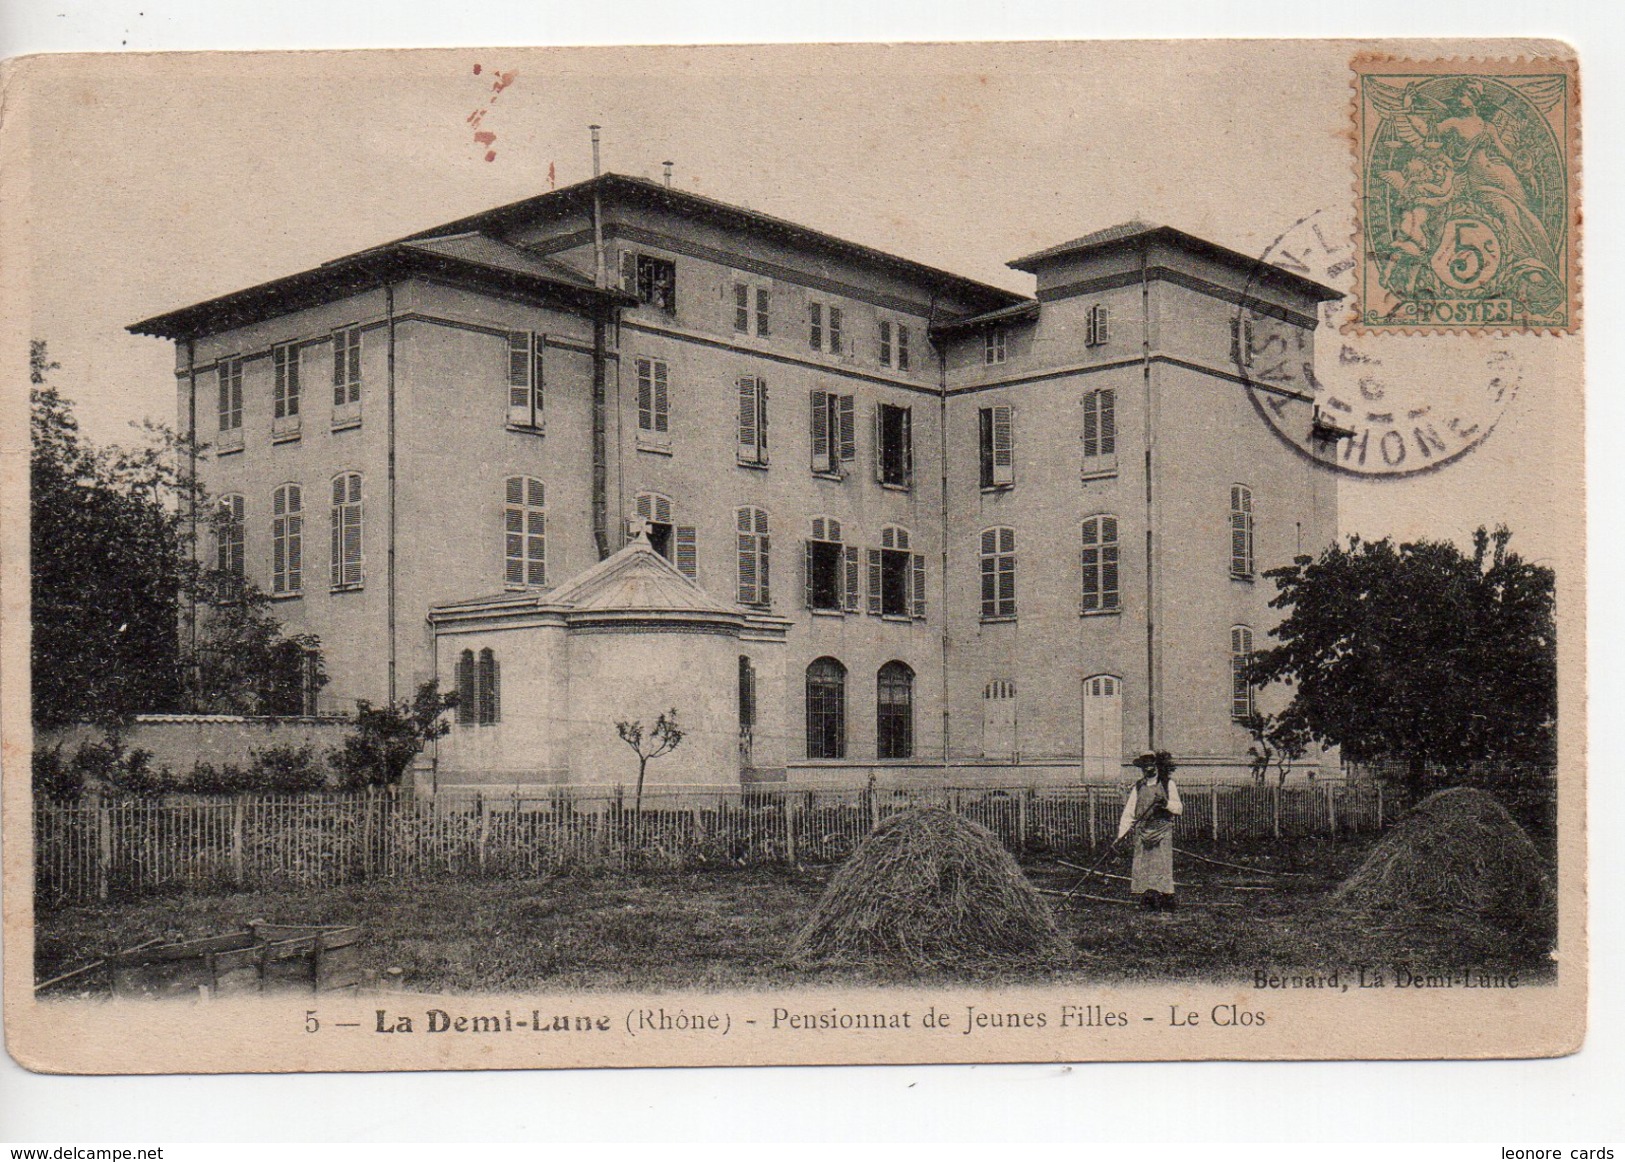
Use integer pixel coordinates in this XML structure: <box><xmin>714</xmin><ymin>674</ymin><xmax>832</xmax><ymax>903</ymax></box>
<box><xmin>33</xmin><ymin>781</ymin><xmax>1388</xmax><ymax>907</ymax></box>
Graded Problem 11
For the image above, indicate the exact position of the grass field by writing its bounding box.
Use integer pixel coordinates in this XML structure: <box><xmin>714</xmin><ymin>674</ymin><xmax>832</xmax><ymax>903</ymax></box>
<box><xmin>35</xmin><ymin>835</ymin><xmax>1555</xmax><ymax>994</ymax></box>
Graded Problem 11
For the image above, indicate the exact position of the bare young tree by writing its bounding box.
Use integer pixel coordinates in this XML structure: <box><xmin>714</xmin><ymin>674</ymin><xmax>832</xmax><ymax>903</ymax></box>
<box><xmin>616</xmin><ymin>709</ymin><xmax>684</xmax><ymax>815</ymax></box>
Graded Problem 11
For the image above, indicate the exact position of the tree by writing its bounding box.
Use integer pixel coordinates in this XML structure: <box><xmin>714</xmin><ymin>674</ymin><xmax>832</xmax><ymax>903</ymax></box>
<box><xmin>30</xmin><ymin>343</ymin><xmax>324</xmax><ymax>725</ymax></box>
<box><xmin>616</xmin><ymin>710</ymin><xmax>684</xmax><ymax>813</ymax></box>
<box><xmin>1248</xmin><ymin>527</ymin><xmax>1555</xmax><ymax>802</ymax></box>
<box><xmin>1241</xmin><ymin>712</ymin><xmax>1308</xmax><ymax>786</ymax></box>
<box><xmin>330</xmin><ymin>681</ymin><xmax>458</xmax><ymax>788</ymax></box>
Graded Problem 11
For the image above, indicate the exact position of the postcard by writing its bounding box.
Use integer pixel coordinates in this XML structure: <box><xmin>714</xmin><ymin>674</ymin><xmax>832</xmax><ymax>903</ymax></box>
<box><xmin>0</xmin><ymin>38</ymin><xmax>1584</xmax><ymax>1072</ymax></box>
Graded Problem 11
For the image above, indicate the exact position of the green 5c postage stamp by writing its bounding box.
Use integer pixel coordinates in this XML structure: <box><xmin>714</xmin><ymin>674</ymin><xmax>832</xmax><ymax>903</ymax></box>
<box><xmin>1353</xmin><ymin>55</ymin><xmax>1579</xmax><ymax>333</ymax></box>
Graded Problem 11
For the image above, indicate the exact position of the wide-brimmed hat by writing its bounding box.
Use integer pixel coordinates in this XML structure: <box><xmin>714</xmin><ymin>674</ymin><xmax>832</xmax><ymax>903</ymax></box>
<box><xmin>1132</xmin><ymin>752</ymin><xmax>1160</xmax><ymax>771</ymax></box>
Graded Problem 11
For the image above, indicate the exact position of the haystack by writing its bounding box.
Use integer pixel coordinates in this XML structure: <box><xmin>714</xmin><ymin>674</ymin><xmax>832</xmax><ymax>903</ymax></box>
<box><xmin>789</xmin><ymin>807</ymin><xmax>1068</xmax><ymax>972</ymax></box>
<box><xmin>1335</xmin><ymin>787</ymin><xmax>1553</xmax><ymax>935</ymax></box>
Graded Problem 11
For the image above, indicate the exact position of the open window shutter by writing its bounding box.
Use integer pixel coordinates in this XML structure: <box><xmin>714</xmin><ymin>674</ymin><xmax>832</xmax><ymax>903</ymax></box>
<box><xmin>288</xmin><ymin>509</ymin><xmax>303</xmax><ymax>593</ymax></box>
<box><xmin>229</xmin><ymin>497</ymin><xmax>245</xmax><ymax>579</ymax></box>
<box><xmin>1101</xmin><ymin>389</ymin><xmax>1116</xmax><ymax>455</ymax></box>
<box><xmin>344</xmin><ymin>490</ymin><xmax>363</xmax><ymax>587</ymax></box>
<box><xmin>759</xmin><ymin>528</ymin><xmax>770</xmax><ymax>605</ymax></box>
<box><xmin>1102</xmin><ymin>516</ymin><xmax>1119</xmax><ymax>608</ymax></box>
<box><xmin>505</xmin><ymin>478</ymin><xmax>524</xmax><ymax>586</ymax></box>
<box><xmin>621</xmin><ymin>251</ymin><xmax>638</xmax><ymax>294</ymax></box>
<box><xmin>330</xmin><ymin>482</ymin><xmax>343</xmax><ymax>589</ymax></box>
<box><xmin>867</xmin><ymin>549</ymin><xmax>883</xmax><ymax>615</ymax></box>
<box><xmin>531</xmin><ymin>334</ymin><xmax>545</xmax><ymax>420</ymax></box>
<box><xmin>992</xmin><ymin>405</ymin><xmax>1015</xmax><ymax>485</ymax></box>
<box><xmin>838</xmin><ymin>395</ymin><xmax>856</xmax><ymax>464</ymax></box>
<box><xmin>675</xmin><ymin>526</ymin><xmax>697</xmax><ymax>581</ymax></box>
<box><xmin>911</xmin><ymin>553</ymin><xmax>926</xmax><ymax>619</ymax></box>
<box><xmin>737</xmin><ymin>511</ymin><xmax>757</xmax><ymax>605</ymax></box>
<box><xmin>901</xmin><ymin>407</ymin><xmax>913</xmax><ymax>484</ymax></box>
<box><xmin>756</xmin><ymin>288</ymin><xmax>770</xmax><ymax>337</ymax></box>
<box><xmin>653</xmin><ymin>361</ymin><xmax>668</xmax><ymax>433</ymax></box>
<box><xmin>802</xmin><ymin>540</ymin><xmax>815</xmax><ymax>609</ymax></box>
<box><xmin>1081</xmin><ymin>519</ymin><xmax>1100</xmax><ymax>610</ymax></box>
<box><xmin>527</xmin><ymin>507</ymin><xmax>546</xmax><ymax>586</ymax></box>
<box><xmin>738</xmin><ymin>378</ymin><xmax>759</xmax><ymax>460</ymax></box>
<box><xmin>830</xmin><ymin>307</ymin><xmax>843</xmax><ymax>354</ymax></box>
<box><xmin>1097</xmin><ymin>306</ymin><xmax>1110</xmax><ymax>345</ymax></box>
<box><xmin>810</xmin><ymin>390</ymin><xmax>830</xmax><ymax>473</ymax></box>
<box><xmin>872</xmin><ymin>405</ymin><xmax>884</xmax><ymax>483</ymax></box>
<box><xmin>1083</xmin><ymin>393</ymin><xmax>1099</xmax><ymax>458</ymax></box>
<box><xmin>756</xmin><ymin>380</ymin><xmax>768</xmax><ymax>463</ymax></box>
<box><xmin>843</xmin><ymin>545</ymin><xmax>860</xmax><ymax>612</ymax></box>
<box><xmin>637</xmin><ymin>360</ymin><xmax>653</xmax><ymax>430</ymax></box>
<box><xmin>490</xmin><ymin>656</ymin><xmax>501</xmax><ymax>723</ymax></box>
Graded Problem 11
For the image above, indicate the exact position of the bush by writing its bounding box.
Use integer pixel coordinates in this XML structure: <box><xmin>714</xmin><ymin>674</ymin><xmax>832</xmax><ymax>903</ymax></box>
<box><xmin>185</xmin><ymin>761</ymin><xmax>253</xmax><ymax>795</ymax></box>
<box><xmin>64</xmin><ymin>735</ymin><xmax>172</xmax><ymax>796</ymax></box>
<box><xmin>32</xmin><ymin>745</ymin><xmax>82</xmax><ymax>802</ymax></box>
<box><xmin>249</xmin><ymin>745</ymin><xmax>328</xmax><ymax>793</ymax></box>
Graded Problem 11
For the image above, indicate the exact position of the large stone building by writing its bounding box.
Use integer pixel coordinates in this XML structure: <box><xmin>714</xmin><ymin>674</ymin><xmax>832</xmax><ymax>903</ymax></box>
<box><xmin>131</xmin><ymin>173</ymin><xmax>1340</xmax><ymax>790</ymax></box>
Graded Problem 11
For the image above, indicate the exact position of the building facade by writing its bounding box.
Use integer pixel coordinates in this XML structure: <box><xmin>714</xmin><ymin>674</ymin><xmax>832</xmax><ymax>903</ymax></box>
<box><xmin>132</xmin><ymin>175</ymin><xmax>1339</xmax><ymax>790</ymax></box>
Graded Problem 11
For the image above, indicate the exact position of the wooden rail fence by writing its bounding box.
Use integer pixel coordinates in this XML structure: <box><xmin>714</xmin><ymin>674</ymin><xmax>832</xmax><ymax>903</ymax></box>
<box><xmin>34</xmin><ymin>781</ymin><xmax>1387</xmax><ymax>907</ymax></box>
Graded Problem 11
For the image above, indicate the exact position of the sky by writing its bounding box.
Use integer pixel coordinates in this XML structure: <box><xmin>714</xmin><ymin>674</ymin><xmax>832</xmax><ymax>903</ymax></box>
<box><xmin>15</xmin><ymin>40</ymin><xmax>1577</xmax><ymax>566</ymax></box>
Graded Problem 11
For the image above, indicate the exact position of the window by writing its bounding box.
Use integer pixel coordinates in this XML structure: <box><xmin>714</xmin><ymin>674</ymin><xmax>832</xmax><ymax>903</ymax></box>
<box><xmin>1086</xmin><ymin>303</ymin><xmax>1111</xmax><ymax>348</ymax></box>
<box><xmin>868</xmin><ymin>526</ymin><xmax>925</xmax><ymax>619</ymax></box>
<box><xmin>803</xmin><ymin>517</ymin><xmax>859</xmax><ymax>613</ymax></box>
<box><xmin>978</xmin><ymin>405</ymin><xmax>1015</xmax><ymax>488</ymax></box>
<box><xmin>635</xmin><ymin>357</ymin><xmax>670</xmax><ymax>446</ymax></box>
<box><xmin>332</xmin><ymin>327</ymin><xmax>362</xmax><ymax>406</ymax></box>
<box><xmin>507</xmin><ymin>332</ymin><xmax>543</xmax><ymax>430</ymax></box>
<box><xmin>622</xmin><ymin>251</ymin><xmax>676</xmax><ymax>314</ymax></box>
<box><xmin>829</xmin><ymin>307</ymin><xmax>844</xmax><ymax>354</ymax></box>
<box><xmin>810</xmin><ymin>390</ymin><xmax>856</xmax><ymax>476</ymax></box>
<box><xmin>455</xmin><ymin>647</ymin><xmax>501</xmax><ymax>726</ymax></box>
<box><xmin>739</xmin><ymin>655</ymin><xmax>757</xmax><ymax>764</ymax></box>
<box><xmin>979</xmin><ymin>526</ymin><xmax>1017</xmax><ymax>619</ymax></box>
<box><xmin>272</xmin><ymin>344</ymin><xmax>301</xmax><ymax>429</ymax></box>
<box><xmin>217</xmin><ymin>357</ymin><xmax>243</xmax><ymax>443</ymax></box>
<box><xmin>215</xmin><ymin>494</ymin><xmax>245</xmax><ymax>579</ymax></box>
<box><xmin>877</xmin><ymin>321</ymin><xmax>911</xmax><ymax>371</ymax></box>
<box><xmin>985</xmin><ymin>326</ymin><xmax>1007</xmax><ymax>364</ymax></box>
<box><xmin>1230</xmin><ymin>485</ymin><xmax>1255</xmax><ymax>578</ymax></box>
<box><xmin>1080</xmin><ymin>515</ymin><xmax>1120</xmax><ymax>612</ymax></box>
<box><xmin>635</xmin><ymin>492</ymin><xmax>696</xmax><ymax>581</ymax></box>
<box><xmin>736</xmin><ymin>506</ymin><xmax>771</xmax><ymax>607</ymax></box>
<box><xmin>877</xmin><ymin>661</ymin><xmax>915</xmax><ymax>760</ymax></box>
<box><xmin>737</xmin><ymin>375</ymin><xmax>769</xmax><ymax>465</ymax></box>
<box><xmin>330</xmin><ymin>472</ymin><xmax>363</xmax><ymax>590</ymax></box>
<box><xmin>732</xmin><ymin>283</ymin><xmax>771</xmax><ymax>337</ymax></box>
<box><xmin>271</xmin><ymin>484</ymin><xmax>303</xmax><ymax>596</ymax></box>
<box><xmin>805</xmin><ymin>657</ymin><xmax>847</xmax><ymax>759</ymax></box>
<box><xmin>875</xmin><ymin>402</ymin><xmax>913</xmax><ymax>487</ymax></box>
<box><xmin>505</xmin><ymin>476</ymin><xmax>546</xmax><ymax>589</ymax></box>
<box><xmin>808</xmin><ymin>302</ymin><xmax>823</xmax><ymax>351</ymax></box>
<box><xmin>1082</xmin><ymin>675</ymin><xmax>1122</xmax><ymax>781</ymax></box>
<box><xmin>1231</xmin><ymin>626</ymin><xmax>1256</xmax><ymax>720</ymax></box>
<box><xmin>1082</xmin><ymin>388</ymin><xmax>1116</xmax><ymax>473</ymax></box>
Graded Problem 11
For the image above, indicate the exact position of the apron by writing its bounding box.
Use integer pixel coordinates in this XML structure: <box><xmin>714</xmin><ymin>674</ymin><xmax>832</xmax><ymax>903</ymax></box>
<box><xmin>1129</xmin><ymin>779</ymin><xmax>1176</xmax><ymax>896</ymax></box>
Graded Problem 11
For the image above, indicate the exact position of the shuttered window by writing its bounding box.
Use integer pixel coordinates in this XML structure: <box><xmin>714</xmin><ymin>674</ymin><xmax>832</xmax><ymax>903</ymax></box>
<box><xmin>876</xmin><ymin>403</ymin><xmax>912</xmax><ymax>487</ymax></box>
<box><xmin>737</xmin><ymin>375</ymin><xmax>769</xmax><ymax>465</ymax></box>
<box><xmin>332</xmin><ymin>327</ymin><xmax>362</xmax><ymax>406</ymax></box>
<box><xmin>217</xmin><ymin>358</ymin><xmax>243</xmax><ymax>432</ymax></box>
<box><xmin>506</xmin><ymin>332</ymin><xmax>543</xmax><ymax>430</ymax></box>
<box><xmin>808</xmin><ymin>302</ymin><xmax>823</xmax><ymax>350</ymax></box>
<box><xmin>271</xmin><ymin>344</ymin><xmax>301</xmax><ymax>420</ymax></box>
<box><xmin>985</xmin><ymin>326</ymin><xmax>1007</xmax><ymax>364</ymax></box>
<box><xmin>878</xmin><ymin>320</ymin><xmax>892</xmax><ymax>366</ymax></box>
<box><xmin>1231</xmin><ymin>485</ymin><xmax>1255</xmax><ymax>578</ymax></box>
<box><xmin>979</xmin><ymin>526</ymin><xmax>1016</xmax><ymax>619</ymax></box>
<box><xmin>329</xmin><ymin>472</ymin><xmax>363</xmax><ymax>590</ymax></box>
<box><xmin>636</xmin><ymin>492</ymin><xmax>696</xmax><ymax>581</ymax></box>
<box><xmin>635</xmin><ymin>357</ymin><xmax>670</xmax><ymax>440</ymax></box>
<box><xmin>215</xmin><ymin>494</ymin><xmax>245</xmax><ymax>580</ymax></box>
<box><xmin>623</xmin><ymin>251</ymin><xmax>676</xmax><ymax>314</ymax></box>
<box><xmin>456</xmin><ymin>650</ymin><xmax>477</xmax><ymax>725</ymax></box>
<box><xmin>897</xmin><ymin>324</ymin><xmax>910</xmax><ymax>371</ymax></box>
<box><xmin>804</xmin><ymin>517</ymin><xmax>857</xmax><ymax>613</ymax></box>
<box><xmin>1080</xmin><ymin>515</ymin><xmax>1120</xmax><ymax>612</ymax></box>
<box><xmin>979</xmin><ymin>405</ymin><xmax>1015</xmax><ymax>488</ymax></box>
<box><xmin>810</xmin><ymin>390</ymin><xmax>856</xmax><ymax>475</ymax></box>
<box><xmin>868</xmin><ymin>525</ymin><xmax>924</xmax><ymax>619</ymax></box>
<box><xmin>734</xmin><ymin>283</ymin><xmax>750</xmax><ymax>332</ymax></box>
<box><xmin>1082</xmin><ymin>388</ymin><xmax>1116</xmax><ymax>470</ymax></box>
<box><xmin>271</xmin><ymin>484</ymin><xmax>303</xmax><ymax>596</ymax></box>
<box><xmin>828</xmin><ymin>307</ymin><xmax>844</xmax><ymax>354</ymax></box>
<box><xmin>1231</xmin><ymin>626</ymin><xmax>1256</xmax><ymax>720</ymax></box>
<box><xmin>504</xmin><ymin>476</ymin><xmax>546</xmax><ymax>588</ymax></box>
<box><xmin>736</xmin><ymin>506</ymin><xmax>771</xmax><ymax>607</ymax></box>
<box><xmin>455</xmin><ymin>648</ymin><xmax>501</xmax><ymax>726</ymax></box>
<box><xmin>1086</xmin><ymin>303</ymin><xmax>1111</xmax><ymax>347</ymax></box>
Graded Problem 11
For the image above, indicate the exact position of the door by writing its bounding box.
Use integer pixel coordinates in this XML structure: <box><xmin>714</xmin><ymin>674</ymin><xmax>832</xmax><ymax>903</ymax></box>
<box><xmin>982</xmin><ymin>679</ymin><xmax>1017</xmax><ymax>761</ymax></box>
<box><xmin>1082</xmin><ymin>675</ymin><xmax>1122</xmax><ymax>781</ymax></box>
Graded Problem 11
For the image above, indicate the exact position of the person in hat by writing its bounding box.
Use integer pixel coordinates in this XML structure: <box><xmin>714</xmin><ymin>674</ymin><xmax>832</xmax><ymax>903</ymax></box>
<box><xmin>1117</xmin><ymin>751</ymin><xmax>1183</xmax><ymax>910</ymax></box>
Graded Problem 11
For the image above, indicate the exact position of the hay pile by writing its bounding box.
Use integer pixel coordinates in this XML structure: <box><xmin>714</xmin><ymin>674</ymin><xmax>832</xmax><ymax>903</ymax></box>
<box><xmin>789</xmin><ymin>807</ymin><xmax>1068</xmax><ymax>972</ymax></box>
<box><xmin>1335</xmin><ymin>787</ymin><xmax>1553</xmax><ymax>935</ymax></box>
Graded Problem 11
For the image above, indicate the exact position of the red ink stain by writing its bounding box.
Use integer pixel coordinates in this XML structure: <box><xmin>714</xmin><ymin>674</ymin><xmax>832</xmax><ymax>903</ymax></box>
<box><xmin>474</xmin><ymin>131</ymin><xmax>496</xmax><ymax>148</ymax></box>
<box><xmin>485</xmin><ymin>151</ymin><xmax>497</xmax><ymax>163</ymax></box>
<box><xmin>473</xmin><ymin>63</ymin><xmax>482</xmax><ymax>75</ymax></box>
<box><xmin>465</xmin><ymin>66</ymin><xmax>515</xmax><ymax>163</ymax></box>
<box><xmin>490</xmin><ymin>70</ymin><xmax>516</xmax><ymax>95</ymax></box>
<box><xmin>467</xmin><ymin>108</ymin><xmax>486</xmax><ymax>128</ymax></box>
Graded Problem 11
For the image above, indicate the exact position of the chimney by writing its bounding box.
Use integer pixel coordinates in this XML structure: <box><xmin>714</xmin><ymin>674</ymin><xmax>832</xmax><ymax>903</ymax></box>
<box><xmin>662</xmin><ymin>161</ymin><xmax>674</xmax><ymax>188</ymax></box>
<box><xmin>590</xmin><ymin>125</ymin><xmax>602</xmax><ymax>177</ymax></box>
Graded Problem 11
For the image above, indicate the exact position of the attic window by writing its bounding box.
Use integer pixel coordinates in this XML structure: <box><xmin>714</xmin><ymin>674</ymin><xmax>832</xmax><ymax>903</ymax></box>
<box><xmin>621</xmin><ymin>251</ymin><xmax>676</xmax><ymax>314</ymax></box>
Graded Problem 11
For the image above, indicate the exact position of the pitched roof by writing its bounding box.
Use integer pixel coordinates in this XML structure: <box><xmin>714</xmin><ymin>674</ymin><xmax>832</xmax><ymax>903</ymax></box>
<box><xmin>928</xmin><ymin>298</ymin><xmax>1041</xmax><ymax>336</ymax></box>
<box><xmin>1008</xmin><ymin>220</ymin><xmax>1341</xmax><ymax>303</ymax></box>
<box><xmin>545</xmin><ymin>534</ymin><xmax>737</xmax><ymax>615</ymax></box>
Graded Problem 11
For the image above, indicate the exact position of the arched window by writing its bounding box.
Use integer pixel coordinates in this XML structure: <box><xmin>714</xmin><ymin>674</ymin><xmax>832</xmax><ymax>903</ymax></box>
<box><xmin>1081</xmin><ymin>515</ymin><xmax>1120</xmax><ymax>612</ymax></box>
<box><xmin>805</xmin><ymin>657</ymin><xmax>847</xmax><ymax>759</ymax></box>
<box><xmin>1231</xmin><ymin>485</ymin><xmax>1255</xmax><ymax>578</ymax></box>
<box><xmin>455</xmin><ymin>647</ymin><xmax>500</xmax><ymax>726</ymax></box>
<box><xmin>979</xmin><ymin>527</ymin><xmax>1017</xmax><ymax>619</ymax></box>
<box><xmin>877</xmin><ymin>661</ymin><xmax>915</xmax><ymax>760</ymax></box>
<box><xmin>804</xmin><ymin>516</ymin><xmax>857</xmax><ymax>613</ymax></box>
<box><xmin>215</xmin><ymin>494</ymin><xmax>245</xmax><ymax>579</ymax></box>
<box><xmin>1081</xmin><ymin>388</ymin><xmax>1116</xmax><ymax>472</ymax></box>
<box><xmin>1082</xmin><ymin>674</ymin><xmax>1122</xmax><ymax>781</ymax></box>
<box><xmin>868</xmin><ymin>525</ymin><xmax>924</xmax><ymax>618</ymax></box>
<box><xmin>1231</xmin><ymin>625</ymin><xmax>1256</xmax><ymax>720</ymax></box>
<box><xmin>330</xmin><ymin>472</ymin><xmax>363</xmax><ymax>589</ymax></box>
<box><xmin>505</xmin><ymin>476</ymin><xmax>546</xmax><ymax>588</ymax></box>
<box><xmin>736</xmin><ymin>506</ymin><xmax>771</xmax><ymax>606</ymax></box>
<box><xmin>271</xmin><ymin>484</ymin><xmax>303</xmax><ymax>595</ymax></box>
